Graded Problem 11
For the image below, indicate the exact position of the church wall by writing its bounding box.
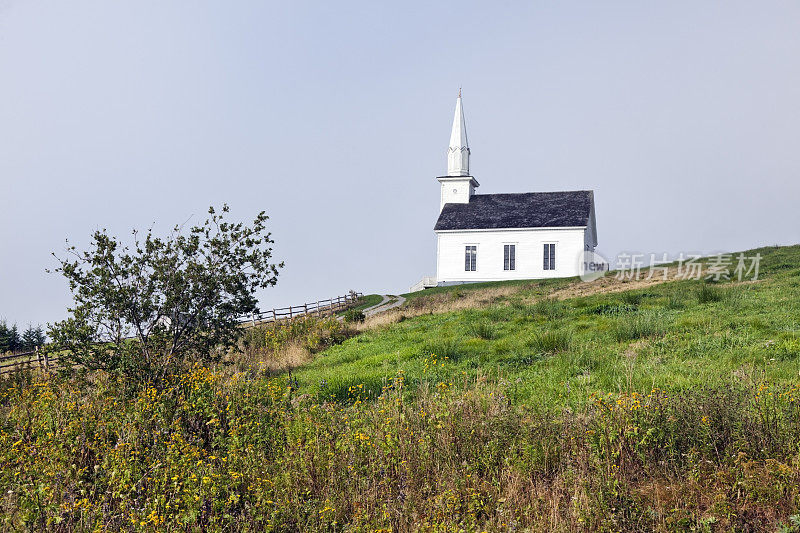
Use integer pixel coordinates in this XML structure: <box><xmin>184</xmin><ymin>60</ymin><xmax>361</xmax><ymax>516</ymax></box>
<box><xmin>436</xmin><ymin>227</ymin><xmax>587</xmax><ymax>282</ymax></box>
<box><xmin>439</xmin><ymin>180</ymin><xmax>473</xmax><ymax>211</ymax></box>
<box><xmin>584</xmin><ymin>216</ymin><xmax>595</xmax><ymax>252</ymax></box>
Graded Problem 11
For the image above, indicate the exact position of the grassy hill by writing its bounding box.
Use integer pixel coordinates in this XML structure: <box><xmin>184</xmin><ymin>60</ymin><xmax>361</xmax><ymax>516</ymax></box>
<box><xmin>295</xmin><ymin>245</ymin><xmax>800</xmax><ymax>408</ymax></box>
<box><xmin>2</xmin><ymin>245</ymin><xmax>800</xmax><ymax>531</ymax></box>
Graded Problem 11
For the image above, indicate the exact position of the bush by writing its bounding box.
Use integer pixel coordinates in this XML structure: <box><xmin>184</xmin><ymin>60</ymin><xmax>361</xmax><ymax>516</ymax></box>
<box><xmin>47</xmin><ymin>205</ymin><xmax>282</xmax><ymax>386</ymax></box>
<box><xmin>241</xmin><ymin>315</ymin><xmax>352</xmax><ymax>357</ymax></box>
<box><xmin>526</xmin><ymin>329</ymin><xmax>572</xmax><ymax>354</ymax></box>
<box><xmin>343</xmin><ymin>309</ymin><xmax>366</xmax><ymax>324</ymax></box>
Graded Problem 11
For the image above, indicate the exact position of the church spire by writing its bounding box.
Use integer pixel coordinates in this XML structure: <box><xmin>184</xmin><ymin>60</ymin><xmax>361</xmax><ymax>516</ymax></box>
<box><xmin>447</xmin><ymin>90</ymin><xmax>470</xmax><ymax>176</ymax></box>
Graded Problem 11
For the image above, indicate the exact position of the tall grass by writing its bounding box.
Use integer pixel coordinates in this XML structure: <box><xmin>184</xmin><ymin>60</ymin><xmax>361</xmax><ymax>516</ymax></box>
<box><xmin>526</xmin><ymin>329</ymin><xmax>573</xmax><ymax>353</ymax></box>
<box><xmin>532</xmin><ymin>298</ymin><xmax>566</xmax><ymax>319</ymax></box>
<box><xmin>468</xmin><ymin>321</ymin><xmax>497</xmax><ymax>340</ymax></box>
<box><xmin>697</xmin><ymin>283</ymin><xmax>725</xmax><ymax>303</ymax></box>
<box><xmin>612</xmin><ymin>312</ymin><xmax>667</xmax><ymax>342</ymax></box>
<box><xmin>666</xmin><ymin>289</ymin><xmax>688</xmax><ymax>309</ymax></box>
<box><xmin>2</xmin><ymin>369</ymin><xmax>800</xmax><ymax>531</ymax></box>
<box><xmin>421</xmin><ymin>337</ymin><xmax>463</xmax><ymax>360</ymax></box>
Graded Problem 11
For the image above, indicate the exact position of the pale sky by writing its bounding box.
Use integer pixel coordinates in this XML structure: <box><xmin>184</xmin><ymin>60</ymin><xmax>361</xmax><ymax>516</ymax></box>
<box><xmin>1</xmin><ymin>1</ymin><xmax>799</xmax><ymax>327</ymax></box>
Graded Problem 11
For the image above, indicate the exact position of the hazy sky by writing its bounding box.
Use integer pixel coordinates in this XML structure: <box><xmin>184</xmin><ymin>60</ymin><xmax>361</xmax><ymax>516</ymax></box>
<box><xmin>1</xmin><ymin>1</ymin><xmax>799</xmax><ymax>327</ymax></box>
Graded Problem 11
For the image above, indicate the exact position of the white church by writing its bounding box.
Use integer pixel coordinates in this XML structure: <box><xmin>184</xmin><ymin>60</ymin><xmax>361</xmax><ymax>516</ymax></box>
<box><xmin>411</xmin><ymin>92</ymin><xmax>598</xmax><ymax>291</ymax></box>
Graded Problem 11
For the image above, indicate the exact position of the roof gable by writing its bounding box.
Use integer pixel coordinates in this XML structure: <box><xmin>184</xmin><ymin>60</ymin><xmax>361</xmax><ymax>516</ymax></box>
<box><xmin>434</xmin><ymin>190</ymin><xmax>593</xmax><ymax>231</ymax></box>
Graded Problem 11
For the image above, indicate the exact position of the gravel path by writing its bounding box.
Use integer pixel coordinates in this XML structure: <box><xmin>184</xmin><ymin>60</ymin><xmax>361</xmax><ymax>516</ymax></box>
<box><xmin>363</xmin><ymin>295</ymin><xmax>406</xmax><ymax>317</ymax></box>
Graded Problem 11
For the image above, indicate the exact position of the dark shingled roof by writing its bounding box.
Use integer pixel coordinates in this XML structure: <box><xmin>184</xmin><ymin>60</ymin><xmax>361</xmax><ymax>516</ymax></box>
<box><xmin>434</xmin><ymin>190</ymin><xmax>593</xmax><ymax>231</ymax></box>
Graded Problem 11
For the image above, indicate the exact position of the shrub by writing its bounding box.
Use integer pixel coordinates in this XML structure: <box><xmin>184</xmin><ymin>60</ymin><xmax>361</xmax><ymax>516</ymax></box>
<box><xmin>47</xmin><ymin>205</ymin><xmax>282</xmax><ymax>386</ymax></box>
<box><xmin>343</xmin><ymin>308</ymin><xmax>366</xmax><ymax>324</ymax></box>
<box><xmin>526</xmin><ymin>329</ymin><xmax>572</xmax><ymax>354</ymax></box>
<box><xmin>241</xmin><ymin>315</ymin><xmax>352</xmax><ymax>358</ymax></box>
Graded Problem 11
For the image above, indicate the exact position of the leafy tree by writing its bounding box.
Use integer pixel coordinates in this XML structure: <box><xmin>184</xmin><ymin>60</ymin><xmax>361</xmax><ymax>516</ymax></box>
<box><xmin>48</xmin><ymin>205</ymin><xmax>282</xmax><ymax>384</ymax></box>
<box><xmin>21</xmin><ymin>325</ymin><xmax>46</xmax><ymax>350</ymax></box>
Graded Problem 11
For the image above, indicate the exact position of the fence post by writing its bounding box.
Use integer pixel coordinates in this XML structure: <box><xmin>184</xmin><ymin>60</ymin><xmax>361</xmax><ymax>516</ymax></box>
<box><xmin>316</xmin><ymin>301</ymin><xmax>320</xmax><ymax>316</ymax></box>
<box><xmin>304</xmin><ymin>303</ymin><xmax>308</xmax><ymax>316</ymax></box>
<box><xmin>36</xmin><ymin>346</ymin><xmax>42</xmax><ymax>372</ymax></box>
<box><xmin>251</xmin><ymin>312</ymin><xmax>256</xmax><ymax>326</ymax></box>
<box><xmin>272</xmin><ymin>309</ymin><xmax>277</xmax><ymax>322</ymax></box>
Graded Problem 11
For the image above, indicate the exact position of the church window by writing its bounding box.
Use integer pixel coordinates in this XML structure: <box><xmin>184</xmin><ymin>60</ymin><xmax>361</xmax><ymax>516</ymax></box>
<box><xmin>504</xmin><ymin>245</ymin><xmax>515</xmax><ymax>271</ymax></box>
<box><xmin>465</xmin><ymin>246</ymin><xmax>477</xmax><ymax>271</ymax></box>
<box><xmin>543</xmin><ymin>243</ymin><xmax>556</xmax><ymax>270</ymax></box>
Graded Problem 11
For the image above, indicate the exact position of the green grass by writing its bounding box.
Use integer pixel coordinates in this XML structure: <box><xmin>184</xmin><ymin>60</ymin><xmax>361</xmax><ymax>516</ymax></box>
<box><xmin>526</xmin><ymin>329</ymin><xmax>573</xmax><ymax>354</ymax></box>
<box><xmin>400</xmin><ymin>276</ymin><xmax>574</xmax><ymax>301</ymax></box>
<box><xmin>467</xmin><ymin>321</ymin><xmax>497</xmax><ymax>340</ymax></box>
<box><xmin>611</xmin><ymin>311</ymin><xmax>668</xmax><ymax>341</ymax></box>
<box><xmin>295</xmin><ymin>245</ymin><xmax>800</xmax><ymax>408</ymax></box>
<box><xmin>697</xmin><ymin>283</ymin><xmax>725</xmax><ymax>303</ymax></box>
<box><xmin>341</xmin><ymin>293</ymin><xmax>383</xmax><ymax>314</ymax></box>
<box><xmin>3</xmin><ymin>245</ymin><xmax>800</xmax><ymax>531</ymax></box>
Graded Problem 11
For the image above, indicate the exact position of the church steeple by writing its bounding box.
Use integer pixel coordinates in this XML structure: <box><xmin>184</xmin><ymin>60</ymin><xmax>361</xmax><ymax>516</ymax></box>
<box><xmin>437</xmin><ymin>90</ymin><xmax>479</xmax><ymax>212</ymax></box>
<box><xmin>447</xmin><ymin>89</ymin><xmax>470</xmax><ymax>176</ymax></box>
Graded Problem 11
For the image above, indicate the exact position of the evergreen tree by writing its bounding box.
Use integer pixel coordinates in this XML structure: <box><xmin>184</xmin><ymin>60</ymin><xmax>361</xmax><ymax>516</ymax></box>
<box><xmin>7</xmin><ymin>324</ymin><xmax>20</xmax><ymax>352</ymax></box>
<box><xmin>22</xmin><ymin>325</ymin><xmax>46</xmax><ymax>350</ymax></box>
<box><xmin>0</xmin><ymin>321</ymin><xmax>8</xmax><ymax>352</ymax></box>
<box><xmin>0</xmin><ymin>322</ymin><xmax>22</xmax><ymax>353</ymax></box>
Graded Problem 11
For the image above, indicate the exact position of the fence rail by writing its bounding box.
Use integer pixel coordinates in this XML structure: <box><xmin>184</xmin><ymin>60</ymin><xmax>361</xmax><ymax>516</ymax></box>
<box><xmin>0</xmin><ymin>348</ymin><xmax>62</xmax><ymax>376</ymax></box>
<box><xmin>240</xmin><ymin>292</ymin><xmax>364</xmax><ymax>325</ymax></box>
<box><xmin>0</xmin><ymin>292</ymin><xmax>365</xmax><ymax>376</ymax></box>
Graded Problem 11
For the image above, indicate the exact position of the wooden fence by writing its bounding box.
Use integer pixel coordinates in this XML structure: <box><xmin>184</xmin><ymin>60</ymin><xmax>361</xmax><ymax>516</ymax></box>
<box><xmin>0</xmin><ymin>347</ymin><xmax>62</xmax><ymax>376</ymax></box>
<box><xmin>0</xmin><ymin>292</ymin><xmax>364</xmax><ymax>376</ymax></box>
<box><xmin>241</xmin><ymin>292</ymin><xmax>364</xmax><ymax>325</ymax></box>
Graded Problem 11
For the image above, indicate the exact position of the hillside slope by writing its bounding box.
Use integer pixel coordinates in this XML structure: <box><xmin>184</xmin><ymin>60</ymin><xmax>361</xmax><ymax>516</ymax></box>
<box><xmin>3</xmin><ymin>245</ymin><xmax>800</xmax><ymax>531</ymax></box>
<box><xmin>295</xmin><ymin>245</ymin><xmax>800</xmax><ymax>407</ymax></box>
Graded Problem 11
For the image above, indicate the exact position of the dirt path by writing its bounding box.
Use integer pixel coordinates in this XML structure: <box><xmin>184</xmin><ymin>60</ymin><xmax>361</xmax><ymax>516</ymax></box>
<box><xmin>364</xmin><ymin>295</ymin><xmax>406</xmax><ymax>317</ymax></box>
